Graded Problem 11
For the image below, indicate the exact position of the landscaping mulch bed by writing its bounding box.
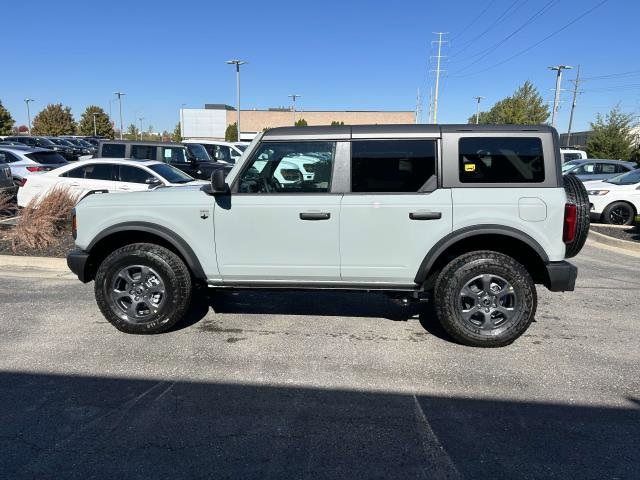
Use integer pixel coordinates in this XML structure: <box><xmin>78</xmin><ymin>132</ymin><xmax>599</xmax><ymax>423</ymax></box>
<box><xmin>0</xmin><ymin>229</ymin><xmax>74</xmax><ymax>258</ymax></box>
<box><xmin>590</xmin><ymin>223</ymin><xmax>640</xmax><ymax>243</ymax></box>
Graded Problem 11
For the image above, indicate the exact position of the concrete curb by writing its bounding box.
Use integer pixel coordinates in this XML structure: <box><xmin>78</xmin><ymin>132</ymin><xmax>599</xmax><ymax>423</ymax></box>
<box><xmin>587</xmin><ymin>229</ymin><xmax>640</xmax><ymax>253</ymax></box>
<box><xmin>0</xmin><ymin>254</ymin><xmax>68</xmax><ymax>271</ymax></box>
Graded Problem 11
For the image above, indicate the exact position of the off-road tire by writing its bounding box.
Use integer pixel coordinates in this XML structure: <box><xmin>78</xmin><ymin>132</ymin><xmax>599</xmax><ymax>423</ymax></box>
<box><xmin>433</xmin><ymin>251</ymin><xmax>537</xmax><ymax>348</ymax></box>
<box><xmin>563</xmin><ymin>174</ymin><xmax>590</xmax><ymax>258</ymax></box>
<box><xmin>95</xmin><ymin>243</ymin><xmax>192</xmax><ymax>334</ymax></box>
<box><xmin>602</xmin><ymin>201</ymin><xmax>636</xmax><ymax>226</ymax></box>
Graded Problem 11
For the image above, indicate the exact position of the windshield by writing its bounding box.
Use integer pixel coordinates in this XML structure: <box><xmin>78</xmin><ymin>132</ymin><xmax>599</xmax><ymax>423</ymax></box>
<box><xmin>37</xmin><ymin>138</ymin><xmax>57</xmax><ymax>147</ymax></box>
<box><xmin>562</xmin><ymin>161</ymin><xmax>581</xmax><ymax>172</ymax></box>
<box><xmin>148</xmin><ymin>163</ymin><xmax>195</xmax><ymax>183</ymax></box>
<box><xmin>605</xmin><ymin>168</ymin><xmax>640</xmax><ymax>185</ymax></box>
<box><xmin>25</xmin><ymin>151</ymin><xmax>68</xmax><ymax>165</ymax></box>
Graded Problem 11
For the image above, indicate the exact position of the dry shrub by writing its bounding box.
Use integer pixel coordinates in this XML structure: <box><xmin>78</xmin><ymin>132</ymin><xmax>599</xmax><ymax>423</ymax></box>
<box><xmin>0</xmin><ymin>193</ymin><xmax>15</xmax><ymax>219</ymax></box>
<box><xmin>8</xmin><ymin>187</ymin><xmax>78</xmax><ymax>252</ymax></box>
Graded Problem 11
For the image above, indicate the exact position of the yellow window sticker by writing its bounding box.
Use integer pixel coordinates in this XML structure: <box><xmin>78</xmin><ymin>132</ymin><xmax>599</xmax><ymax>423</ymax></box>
<box><xmin>464</xmin><ymin>163</ymin><xmax>476</xmax><ymax>172</ymax></box>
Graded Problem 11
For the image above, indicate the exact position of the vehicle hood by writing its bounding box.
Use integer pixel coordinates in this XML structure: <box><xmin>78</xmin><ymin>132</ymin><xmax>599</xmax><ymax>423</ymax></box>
<box><xmin>77</xmin><ymin>184</ymin><xmax>211</xmax><ymax>208</ymax></box>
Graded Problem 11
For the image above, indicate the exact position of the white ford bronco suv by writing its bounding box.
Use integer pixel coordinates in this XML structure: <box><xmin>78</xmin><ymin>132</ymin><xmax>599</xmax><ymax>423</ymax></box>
<box><xmin>67</xmin><ymin>124</ymin><xmax>589</xmax><ymax>347</ymax></box>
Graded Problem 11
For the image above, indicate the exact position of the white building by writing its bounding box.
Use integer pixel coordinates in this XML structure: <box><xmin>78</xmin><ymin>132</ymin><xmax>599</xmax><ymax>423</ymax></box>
<box><xmin>180</xmin><ymin>104</ymin><xmax>231</xmax><ymax>140</ymax></box>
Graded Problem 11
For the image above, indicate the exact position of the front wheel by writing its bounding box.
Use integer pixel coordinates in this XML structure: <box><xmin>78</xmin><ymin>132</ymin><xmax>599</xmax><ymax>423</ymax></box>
<box><xmin>433</xmin><ymin>251</ymin><xmax>537</xmax><ymax>347</ymax></box>
<box><xmin>95</xmin><ymin>243</ymin><xmax>192</xmax><ymax>334</ymax></box>
<box><xmin>602</xmin><ymin>201</ymin><xmax>636</xmax><ymax>226</ymax></box>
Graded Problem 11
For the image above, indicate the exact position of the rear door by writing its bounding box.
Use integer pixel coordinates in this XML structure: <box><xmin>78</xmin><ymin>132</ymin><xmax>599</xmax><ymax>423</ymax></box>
<box><xmin>59</xmin><ymin>163</ymin><xmax>116</xmax><ymax>198</ymax></box>
<box><xmin>340</xmin><ymin>138</ymin><xmax>452</xmax><ymax>285</ymax></box>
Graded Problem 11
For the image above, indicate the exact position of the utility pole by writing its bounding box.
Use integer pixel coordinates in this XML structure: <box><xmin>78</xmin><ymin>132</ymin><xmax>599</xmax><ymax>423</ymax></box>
<box><xmin>24</xmin><ymin>98</ymin><xmax>34</xmax><ymax>134</ymax></box>
<box><xmin>473</xmin><ymin>96</ymin><xmax>485</xmax><ymax>124</ymax></box>
<box><xmin>180</xmin><ymin>103</ymin><xmax>186</xmax><ymax>139</ymax></box>
<box><xmin>114</xmin><ymin>92</ymin><xmax>125</xmax><ymax>139</ymax></box>
<box><xmin>92</xmin><ymin>113</ymin><xmax>98</xmax><ymax>136</ymax></box>
<box><xmin>226</xmin><ymin>59</ymin><xmax>247</xmax><ymax>141</ymax></box>
<box><xmin>548</xmin><ymin>65</ymin><xmax>572</xmax><ymax>127</ymax></box>
<box><xmin>138</xmin><ymin>116</ymin><xmax>144</xmax><ymax>140</ymax></box>
<box><xmin>415</xmin><ymin>88</ymin><xmax>422</xmax><ymax>124</ymax></box>
<box><xmin>566</xmin><ymin>65</ymin><xmax>581</xmax><ymax>147</ymax></box>
<box><xmin>427</xmin><ymin>87</ymin><xmax>433</xmax><ymax>124</ymax></box>
<box><xmin>431</xmin><ymin>32</ymin><xmax>448</xmax><ymax>124</ymax></box>
<box><xmin>288</xmin><ymin>94</ymin><xmax>302</xmax><ymax>125</ymax></box>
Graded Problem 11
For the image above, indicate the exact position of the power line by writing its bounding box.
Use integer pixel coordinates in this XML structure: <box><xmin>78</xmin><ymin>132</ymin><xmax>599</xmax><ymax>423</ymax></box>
<box><xmin>449</xmin><ymin>0</ymin><xmax>498</xmax><ymax>42</ymax></box>
<box><xmin>450</xmin><ymin>0</ymin><xmax>527</xmax><ymax>59</ymax></box>
<box><xmin>451</xmin><ymin>0</ymin><xmax>557</xmax><ymax>75</ymax></box>
<box><xmin>451</xmin><ymin>0</ymin><xmax>611</xmax><ymax>78</ymax></box>
<box><xmin>581</xmin><ymin>69</ymin><xmax>640</xmax><ymax>81</ymax></box>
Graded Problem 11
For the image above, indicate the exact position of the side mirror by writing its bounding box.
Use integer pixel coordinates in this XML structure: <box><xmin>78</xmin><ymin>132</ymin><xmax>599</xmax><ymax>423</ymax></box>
<box><xmin>211</xmin><ymin>169</ymin><xmax>229</xmax><ymax>193</ymax></box>
<box><xmin>145</xmin><ymin>177</ymin><xmax>162</xmax><ymax>187</ymax></box>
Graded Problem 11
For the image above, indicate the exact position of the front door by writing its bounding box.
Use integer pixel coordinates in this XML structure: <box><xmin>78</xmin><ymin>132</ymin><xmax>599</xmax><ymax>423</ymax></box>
<box><xmin>214</xmin><ymin>140</ymin><xmax>341</xmax><ymax>282</ymax></box>
<box><xmin>340</xmin><ymin>139</ymin><xmax>453</xmax><ymax>284</ymax></box>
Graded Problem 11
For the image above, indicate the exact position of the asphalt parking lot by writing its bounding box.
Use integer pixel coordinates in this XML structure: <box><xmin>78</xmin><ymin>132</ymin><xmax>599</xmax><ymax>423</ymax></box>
<box><xmin>1</xmin><ymin>241</ymin><xmax>639</xmax><ymax>479</ymax></box>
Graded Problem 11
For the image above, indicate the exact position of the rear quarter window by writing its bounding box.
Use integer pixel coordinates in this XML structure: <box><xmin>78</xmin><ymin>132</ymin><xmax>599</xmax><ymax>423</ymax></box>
<box><xmin>459</xmin><ymin>137</ymin><xmax>545</xmax><ymax>183</ymax></box>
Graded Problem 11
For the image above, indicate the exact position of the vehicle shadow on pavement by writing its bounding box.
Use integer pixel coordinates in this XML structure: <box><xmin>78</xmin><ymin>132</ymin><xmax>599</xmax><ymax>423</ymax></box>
<box><xmin>2</xmin><ymin>371</ymin><xmax>638</xmax><ymax>480</ymax></box>
<box><xmin>173</xmin><ymin>289</ymin><xmax>452</xmax><ymax>341</ymax></box>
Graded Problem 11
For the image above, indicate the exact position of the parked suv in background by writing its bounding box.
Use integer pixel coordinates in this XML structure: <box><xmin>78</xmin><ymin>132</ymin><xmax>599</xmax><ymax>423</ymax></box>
<box><xmin>562</xmin><ymin>159</ymin><xmax>635</xmax><ymax>181</ymax></box>
<box><xmin>0</xmin><ymin>145</ymin><xmax>68</xmax><ymax>186</ymax></box>
<box><xmin>97</xmin><ymin>140</ymin><xmax>231</xmax><ymax>180</ymax></box>
<box><xmin>68</xmin><ymin>125</ymin><xmax>589</xmax><ymax>348</ymax></box>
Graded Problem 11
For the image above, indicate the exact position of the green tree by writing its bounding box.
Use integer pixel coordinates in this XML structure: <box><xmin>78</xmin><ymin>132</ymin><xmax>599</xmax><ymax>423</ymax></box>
<box><xmin>77</xmin><ymin>105</ymin><xmax>114</xmax><ymax>138</ymax></box>
<box><xmin>470</xmin><ymin>81</ymin><xmax>549</xmax><ymax>125</ymax></box>
<box><xmin>0</xmin><ymin>101</ymin><xmax>15</xmax><ymax>135</ymax></box>
<box><xmin>124</xmin><ymin>123</ymin><xmax>139</xmax><ymax>140</ymax></box>
<box><xmin>225</xmin><ymin>122</ymin><xmax>238</xmax><ymax>142</ymax></box>
<box><xmin>31</xmin><ymin>103</ymin><xmax>77</xmax><ymax>135</ymax></box>
<box><xmin>171</xmin><ymin>123</ymin><xmax>182</xmax><ymax>142</ymax></box>
<box><xmin>586</xmin><ymin>106</ymin><xmax>637</xmax><ymax>159</ymax></box>
<box><xmin>330</xmin><ymin>120</ymin><xmax>345</xmax><ymax>126</ymax></box>
<box><xmin>295</xmin><ymin>118</ymin><xmax>308</xmax><ymax>127</ymax></box>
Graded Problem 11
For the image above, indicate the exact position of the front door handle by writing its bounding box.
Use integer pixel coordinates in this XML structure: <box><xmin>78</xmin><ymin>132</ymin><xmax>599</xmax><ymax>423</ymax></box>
<box><xmin>299</xmin><ymin>212</ymin><xmax>331</xmax><ymax>220</ymax></box>
<box><xmin>409</xmin><ymin>211</ymin><xmax>442</xmax><ymax>220</ymax></box>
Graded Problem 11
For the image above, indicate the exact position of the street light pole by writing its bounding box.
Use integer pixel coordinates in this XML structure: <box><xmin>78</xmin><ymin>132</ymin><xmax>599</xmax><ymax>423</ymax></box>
<box><xmin>473</xmin><ymin>96</ymin><xmax>485</xmax><ymax>124</ymax></box>
<box><xmin>226</xmin><ymin>59</ymin><xmax>246</xmax><ymax>141</ymax></box>
<box><xmin>288</xmin><ymin>94</ymin><xmax>301</xmax><ymax>125</ymax></box>
<box><xmin>24</xmin><ymin>98</ymin><xmax>34</xmax><ymax>134</ymax></box>
<box><xmin>548</xmin><ymin>65</ymin><xmax>572</xmax><ymax>127</ymax></box>
<box><xmin>114</xmin><ymin>92</ymin><xmax>126</xmax><ymax>139</ymax></box>
<box><xmin>92</xmin><ymin>113</ymin><xmax>98</xmax><ymax>136</ymax></box>
<box><xmin>180</xmin><ymin>103</ymin><xmax>186</xmax><ymax>139</ymax></box>
<box><xmin>138</xmin><ymin>117</ymin><xmax>144</xmax><ymax>140</ymax></box>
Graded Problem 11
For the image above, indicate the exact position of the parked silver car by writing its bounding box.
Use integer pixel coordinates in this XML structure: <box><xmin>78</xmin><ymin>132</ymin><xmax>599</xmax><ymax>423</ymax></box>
<box><xmin>562</xmin><ymin>159</ymin><xmax>635</xmax><ymax>182</ymax></box>
<box><xmin>0</xmin><ymin>145</ymin><xmax>68</xmax><ymax>186</ymax></box>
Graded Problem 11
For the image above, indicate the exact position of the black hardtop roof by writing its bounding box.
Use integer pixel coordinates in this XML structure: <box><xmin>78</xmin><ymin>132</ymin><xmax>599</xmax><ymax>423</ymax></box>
<box><xmin>262</xmin><ymin>124</ymin><xmax>556</xmax><ymax>139</ymax></box>
<box><xmin>98</xmin><ymin>139</ymin><xmax>185</xmax><ymax>147</ymax></box>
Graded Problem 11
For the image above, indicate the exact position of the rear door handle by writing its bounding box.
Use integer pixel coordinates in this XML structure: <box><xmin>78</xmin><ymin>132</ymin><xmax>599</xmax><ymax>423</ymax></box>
<box><xmin>299</xmin><ymin>212</ymin><xmax>331</xmax><ymax>220</ymax></box>
<box><xmin>409</xmin><ymin>211</ymin><xmax>442</xmax><ymax>220</ymax></box>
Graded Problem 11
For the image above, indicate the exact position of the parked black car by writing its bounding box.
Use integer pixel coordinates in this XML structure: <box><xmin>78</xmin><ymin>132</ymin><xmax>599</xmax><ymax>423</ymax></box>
<box><xmin>46</xmin><ymin>137</ymin><xmax>81</xmax><ymax>160</ymax></box>
<box><xmin>96</xmin><ymin>140</ymin><xmax>231</xmax><ymax>180</ymax></box>
<box><xmin>4</xmin><ymin>136</ymin><xmax>71</xmax><ymax>156</ymax></box>
<box><xmin>60</xmin><ymin>137</ymin><xmax>96</xmax><ymax>155</ymax></box>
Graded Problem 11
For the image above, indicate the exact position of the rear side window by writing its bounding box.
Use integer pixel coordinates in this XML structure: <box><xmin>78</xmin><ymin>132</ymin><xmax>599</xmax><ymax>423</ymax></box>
<box><xmin>597</xmin><ymin>163</ymin><xmax>617</xmax><ymax>174</ymax></box>
<box><xmin>101</xmin><ymin>143</ymin><xmax>126</xmax><ymax>158</ymax></box>
<box><xmin>459</xmin><ymin>137</ymin><xmax>544</xmax><ymax>183</ymax></box>
<box><xmin>118</xmin><ymin>165</ymin><xmax>155</xmax><ymax>183</ymax></box>
<box><xmin>130</xmin><ymin>145</ymin><xmax>157</xmax><ymax>160</ymax></box>
<box><xmin>63</xmin><ymin>164</ymin><xmax>113</xmax><ymax>180</ymax></box>
<box><xmin>351</xmin><ymin>140</ymin><xmax>437</xmax><ymax>192</ymax></box>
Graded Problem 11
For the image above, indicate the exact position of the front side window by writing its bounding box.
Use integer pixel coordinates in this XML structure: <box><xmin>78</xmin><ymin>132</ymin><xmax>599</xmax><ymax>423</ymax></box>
<box><xmin>118</xmin><ymin>165</ymin><xmax>156</xmax><ymax>184</ymax></box>
<box><xmin>572</xmin><ymin>163</ymin><xmax>595</xmax><ymax>175</ymax></box>
<box><xmin>351</xmin><ymin>140</ymin><xmax>436</xmax><ymax>192</ymax></box>
<box><xmin>101</xmin><ymin>144</ymin><xmax>126</xmax><ymax>158</ymax></box>
<box><xmin>186</xmin><ymin>144</ymin><xmax>210</xmax><ymax>162</ymax></box>
<box><xmin>162</xmin><ymin>147</ymin><xmax>187</xmax><ymax>164</ymax></box>
<box><xmin>459</xmin><ymin>137</ymin><xmax>545</xmax><ymax>183</ymax></box>
<box><xmin>237</xmin><ymin>141</ymin><xmax>335</xmax><ymax>193</ymax></box>
<box><xmin>130</xmin><ymin>145</ymin><xmax>157</xmax><ymax>160</ymax></box>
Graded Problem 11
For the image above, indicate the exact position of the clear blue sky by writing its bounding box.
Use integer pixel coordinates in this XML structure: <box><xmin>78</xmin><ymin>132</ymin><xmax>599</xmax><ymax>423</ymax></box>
<box><xmin>1</xmin><ymin>0</ymin><xmax>638</xmax><ymax>133</ymax></box>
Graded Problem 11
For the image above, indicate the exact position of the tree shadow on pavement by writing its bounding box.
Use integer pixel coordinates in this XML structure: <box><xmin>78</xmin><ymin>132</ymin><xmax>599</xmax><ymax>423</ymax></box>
<box><xmin>1</xmin><ymin>371</ymin><xmax>638</xmax><ymax>480</ymax></box>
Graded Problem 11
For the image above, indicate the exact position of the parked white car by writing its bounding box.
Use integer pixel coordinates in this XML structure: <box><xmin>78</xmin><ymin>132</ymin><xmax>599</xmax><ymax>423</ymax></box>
<box><xmin>17</xmin><ymin>159</ymin><xmax>206</xmax><ymax>207</ymax></box>
<box><xmin>585</xmin><ymin>168</ymin><xmax>640</xmax><ymax>225</ymax></box>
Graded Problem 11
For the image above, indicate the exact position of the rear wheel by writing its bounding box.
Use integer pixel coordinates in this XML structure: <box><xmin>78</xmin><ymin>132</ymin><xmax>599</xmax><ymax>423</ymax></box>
<box><xmin>95</xmin><ymin>243</ymin><xmax>192</xmax><ymax>334</ymax></box>
<box><xmin>602</xmin><ymin>201</ymin><xmax>635</xmax><ymax>226</ymax></box>
<box><xmin>433</xmin><ymin>251</ymin><xmax>537</xmax><ymax>347</ymax></box>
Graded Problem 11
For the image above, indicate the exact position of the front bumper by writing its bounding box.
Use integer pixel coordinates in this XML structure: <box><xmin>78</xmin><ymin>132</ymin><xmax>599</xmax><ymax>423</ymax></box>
<box><xmin>67</xmin><ymin>249</ymin><xmax>91</xmax><ymax>283</ymax></box>
<box><xmin>544</xmin><ymin>261</ymin><xmax>577</xmax><ymax>292</ymax></box>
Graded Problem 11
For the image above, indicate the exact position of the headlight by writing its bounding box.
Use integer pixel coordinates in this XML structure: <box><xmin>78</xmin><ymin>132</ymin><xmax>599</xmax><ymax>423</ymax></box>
<box><xmin>587</xmin><ymin>190</ymin><xmax>609</xmax><ymax>196</ymax></box>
